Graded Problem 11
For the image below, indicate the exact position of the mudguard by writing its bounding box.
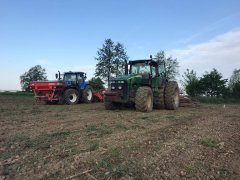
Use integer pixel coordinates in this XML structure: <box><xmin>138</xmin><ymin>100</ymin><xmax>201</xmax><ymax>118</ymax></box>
<box><xmin>80</xmin><ymin>82</ymin><xmax>90</xmax><ymax>90</ymax></box>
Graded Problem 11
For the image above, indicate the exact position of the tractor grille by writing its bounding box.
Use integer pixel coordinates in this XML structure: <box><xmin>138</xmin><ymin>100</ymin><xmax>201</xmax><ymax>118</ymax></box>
<box><xmin>110</xmin><ymin>81</ymin><xmax>127</xmax><ymax>96</ymax></box>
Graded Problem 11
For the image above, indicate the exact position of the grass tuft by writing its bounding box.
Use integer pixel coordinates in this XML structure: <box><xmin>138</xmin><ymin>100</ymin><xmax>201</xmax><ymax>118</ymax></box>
<box><xmin>87</xmin><ymin>141</ymin><xmax>99</xmax><ymax>151</ymax></box>
<box><xmin>114</xmin><ymin>122</ymin><xmax>128</xmax><ymax>130</ymax></box>
<box><xmin>86</xmin><ymin>123</ymin><xmax>112</xmax><ymax>137</ymax></box>
<box><xmin>200</xmin><ymin>137</ymin><xmax>218</xmax><ymax>147</ymax></box>
<box><xmin>92</xmin><ymin>146</ymin><xmax>128</xmax><ymax>179</ymax></box>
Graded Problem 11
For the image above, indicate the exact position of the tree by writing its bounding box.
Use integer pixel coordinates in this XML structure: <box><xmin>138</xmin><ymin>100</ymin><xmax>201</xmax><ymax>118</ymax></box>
<box><xmin>181</xmin><ymin>69</ymin><xmax>200</xmax><ymax>96</ymax></box>
<box><xmin>229</xmin><ymin>69</ymin><xmax>240</xmax><ymax>88</ymax></box>
<box><xmin>20</xmin><ymin>65</ymin><xmax>47</xmax><ymax>91</ymax></box>
<box><xmin>95</xmin><ymin>39</ymin><xmax>129</xmax><ymax>87</ymax></box>
<box><xmin>199</xmin><ymin>69</ymin><xmax>227</xmax><ymax>97</ymax></box>
<box><xmin>232</xmin><ymin>82</ymin><xmax>240</xmax><ymax>98</ymax></box>
<box><xmin>155</xmin><ymin>50</ymin><xmax>179</xmax><ymax>80</ymax></box>
<box><xmin>229</xmin><ymin>69</ymin><xmax>240</xmax><ymax>98</ymax></box>
<box><xmin>113</xmin><ymin>42</ymin><xmax>129</xmax><ymax>76</ymax></box>
<box><xmin>89</xmin><ymin>77</ymin><xmax>105</xmax><ymax>91</ymax></box>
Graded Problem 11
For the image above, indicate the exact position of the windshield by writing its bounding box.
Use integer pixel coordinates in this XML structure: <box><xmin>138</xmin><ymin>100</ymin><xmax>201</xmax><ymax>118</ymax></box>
<box><xmin>64</xmin><ymin>74</ymin><xmax>76</xmax><ymax>81</ymax></box>
<box><xmin>131</xmin><ymin>63</ymin><xmax>150</xmax><ymax>75</ymax></box>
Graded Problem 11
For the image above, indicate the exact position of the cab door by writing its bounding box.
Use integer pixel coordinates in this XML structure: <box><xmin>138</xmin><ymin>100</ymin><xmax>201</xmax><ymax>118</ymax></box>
<box><xmin>151</xmin><ymin>66</ymin><xmax>160</xmax><ymax>89</ymax></box>
<box><xmin>77</xmin><ymin>73</ymin><xmax>84</xmax><ymax>89</ymax></box>
<box><xmin>158</xmin><ymin>61</ymin><xmax>166</xmax><ymax>85</ymax></box>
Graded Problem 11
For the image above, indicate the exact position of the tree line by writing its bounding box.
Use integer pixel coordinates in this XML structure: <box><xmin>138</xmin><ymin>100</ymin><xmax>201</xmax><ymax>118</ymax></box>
<box><xmin>182</xmin><ymin>68</ymin><xmax>240</xmax><ymax>98</ymax></box>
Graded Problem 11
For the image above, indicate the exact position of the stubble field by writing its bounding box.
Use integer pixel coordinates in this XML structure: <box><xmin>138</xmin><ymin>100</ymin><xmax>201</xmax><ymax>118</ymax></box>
<box><xmin>0</xmin><ymin>94</ymin><xmax>239</xmax><ymax>179</ymax></box>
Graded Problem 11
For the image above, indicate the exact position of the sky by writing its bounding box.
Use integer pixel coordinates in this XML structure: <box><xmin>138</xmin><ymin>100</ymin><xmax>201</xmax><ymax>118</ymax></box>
<box><xmin>0</xmin><ymin>0</ymin><xmax>240</xmax><ymax>90</ymax></box>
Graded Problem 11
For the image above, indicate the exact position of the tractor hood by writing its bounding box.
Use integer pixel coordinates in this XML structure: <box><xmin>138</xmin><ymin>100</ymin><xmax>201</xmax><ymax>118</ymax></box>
<box><xmin>112</xmin><ymin>74</ymin><xmax>142</xmax><ymax>82</ymax></box>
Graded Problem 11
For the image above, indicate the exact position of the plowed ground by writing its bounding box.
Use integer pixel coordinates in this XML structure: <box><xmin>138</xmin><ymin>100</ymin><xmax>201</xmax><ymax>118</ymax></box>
<box><xmin>0</xmin><ymin>95</ymin><xmax>239</xmax><ymax>179</ymax></box>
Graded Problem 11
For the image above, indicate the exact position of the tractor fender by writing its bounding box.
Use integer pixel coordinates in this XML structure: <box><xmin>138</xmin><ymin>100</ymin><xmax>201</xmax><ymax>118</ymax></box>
<box><xmin>80</xmin><ymin>82</ymin><xmax>90</xmax><ymax>90</ymax></box>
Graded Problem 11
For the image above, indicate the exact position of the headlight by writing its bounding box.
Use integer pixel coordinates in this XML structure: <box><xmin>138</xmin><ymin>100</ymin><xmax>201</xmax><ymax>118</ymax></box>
<box><xmin>118</xmin><ymin>86</ymin><xmax>122</xmax><ymax>90</ymax></box>
<box><xmin>120</xmin><ymin>81</ymin><xmax>124</xmax><ymax>83</ymax></box>
<box><xmin>111</xmin><ymin>86</ymin><xmax>115</xmax><ymax>90</ymax></box>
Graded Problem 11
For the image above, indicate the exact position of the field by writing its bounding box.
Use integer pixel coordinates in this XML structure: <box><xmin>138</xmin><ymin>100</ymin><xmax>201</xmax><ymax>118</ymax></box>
<box><xmin>0</xmin><ymin>94</ymin><xmax>240</xmax><ymax>179</ymax></box>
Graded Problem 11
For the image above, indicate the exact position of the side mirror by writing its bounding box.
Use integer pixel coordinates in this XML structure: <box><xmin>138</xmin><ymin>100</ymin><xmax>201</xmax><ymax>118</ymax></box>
<box><xmin>55</xmin><ymin>74</ymin><xmax>58</xmax><ymax>79</ymax></box>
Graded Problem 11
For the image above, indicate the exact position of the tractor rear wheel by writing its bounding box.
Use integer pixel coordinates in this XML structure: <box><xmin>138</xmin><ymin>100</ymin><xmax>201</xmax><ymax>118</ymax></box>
<box><xmin>164</xmin><ymin>81</ymin><xmax>179</xmax><ymax>110</ymax></box>
<box><xmin>64</xmin><ymin>89</ymin><xmax>79</xmax><ymax>105</ymax></box>
<box><xmin>82</xmin><ymin>85</ymin><xmax>93</xmax><ymax>103</ymax></box>
<box><xmin>135</xmin><ymin>86</ymin><xmax>153</xmax><ymax>112</ymax></box>
<box><xmin>154</xmin><ymin>85</ymin><xmax>165</xmax><ymax>109</ymax></box>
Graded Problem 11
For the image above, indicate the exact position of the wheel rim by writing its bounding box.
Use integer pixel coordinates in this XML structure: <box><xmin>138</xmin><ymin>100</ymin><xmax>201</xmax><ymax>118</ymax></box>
<box><xmin>174</xmin><ymin>90</ymin><xmax>179</xmax><ymax>107</ymax></box>
<box><xmin>86</xmin><ymin>89</ymin><xmax>92</xmax><ymax>101</ymax></box>
<box><xmin>146</xmin><ymin>94</ymin><xmax>152</xmax><ymax>109</ymax></box>
<box><xmin>69</xmin><ymin>93</ymin><xmax>77</xmax><ymax>103</ymax></box>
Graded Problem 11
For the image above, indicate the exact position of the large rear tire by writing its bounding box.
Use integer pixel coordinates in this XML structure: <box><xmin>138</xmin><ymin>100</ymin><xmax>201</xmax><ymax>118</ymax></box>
<box><xmin>154</xmin><ymin>85</ymin><xmax>165</xmax><ymax>109</ymax></box>
<box><xmin>82</xmin><ymin>85</ymin><xmax>93</xmax><ymax>103</ymax></box>
<box><xmin>164</xmin><ymin>81</ymin><xmax>179</xmax><ymax>110</ymax></box>
<box><xmin>135</xmin><ymin>86</ymin><xmax>153</xmax><ymax>112</ymax></box>
<box><xmin>64</xmin><ymin>89</ymin><xmax>79</xmax><ymax>105</ymax></box>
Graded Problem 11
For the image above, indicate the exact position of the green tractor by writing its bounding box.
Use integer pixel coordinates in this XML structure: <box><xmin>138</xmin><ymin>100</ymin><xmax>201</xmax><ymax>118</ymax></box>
<box><xmin>104</xmin><ymin>56</ymin><xmax>180</xmax><ymax>112</ymax></box>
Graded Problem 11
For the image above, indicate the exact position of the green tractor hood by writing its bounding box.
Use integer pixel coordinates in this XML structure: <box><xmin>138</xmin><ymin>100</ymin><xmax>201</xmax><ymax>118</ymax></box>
<box><xmin>112</xmin><ymin>74</ymin><xmax>142</xmax><ymax>82</ymax></box>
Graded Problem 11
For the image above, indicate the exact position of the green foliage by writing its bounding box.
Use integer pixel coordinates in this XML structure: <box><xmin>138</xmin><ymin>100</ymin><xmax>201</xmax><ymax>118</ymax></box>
<box><xmin>228</xmin><ymin>69</ymin><xmax>240</xmax><ymax>98</ymax></box>
<box><xmin>182</xmin><ymin>68</ymin><xmax>240</xmax><ymax>98</ymax></box>
<box><xmin>232</xmin><ymin>82</ymin><xmax>240</xmax><ymax>98</ymax></box>
<box><xmin>0</xmin><ymin>91</ymin><xmax>33</xmax><ymax>96</ymax></box>
<box><xmin>200</xmin><ymin>137</ymin><xmax>218</xmax><ymax>147</ymax></box>
<box><xmin>95</xmin><ymin>39</ymin><xmax>129</xmax><ymax>87</ymax></box>
<box><xmin>20</xmin><ymin>65</ymin><xmax>47</xmax><ymax>91</ymax></box>
<box><xmin>192</xmin><ymin>96</ymin><xmax>240</xmax><ymax>104</ymax></box>
<box><xmin>182</xmin><ymin>69</ymin><xmax>201</xmax><ymax>96</ymax></box>
<box><xmin>155</xmin><ymin>50</ymin><xmax>179</xmax><ymax>80</ymax></box>
<box><xmin>89</xmin><ymin>77</ymin><xmax>105</xmax><ymax>91</ymax></box>
<box><xmin>199</xmin><ymin>69</ymin><xmax>227</xmax><ymax>97</ymax></box>
<box><xmin>229</xmin><ymin>69</ymin><xmax>240</xmax><ymax>89</ymax></box>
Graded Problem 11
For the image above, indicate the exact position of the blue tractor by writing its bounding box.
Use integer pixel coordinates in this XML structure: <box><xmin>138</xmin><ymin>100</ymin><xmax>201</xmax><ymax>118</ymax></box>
<box><xmin>55</xmin><ymin>71</ymin><xmax>93</xmax><ymax>104</ymax></box>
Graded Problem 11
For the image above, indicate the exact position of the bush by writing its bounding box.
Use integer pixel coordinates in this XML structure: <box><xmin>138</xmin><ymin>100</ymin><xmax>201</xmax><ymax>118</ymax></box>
<box><xmin>192</xmin><ymin>96</ymin><xmax>240</xmax><ymax>104</ymax></box>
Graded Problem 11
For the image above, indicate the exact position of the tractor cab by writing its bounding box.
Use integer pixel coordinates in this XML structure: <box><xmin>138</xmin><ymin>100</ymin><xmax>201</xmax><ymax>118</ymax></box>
<box><xmin>56</xmin><ymin>71</ymin><xmax>87</xmax><ymax>90</ymax></box>
<box><xmin>128</xmin><ymin>59</ymin><xmax>166</xmax><ymax>79</ymax></box>
<box><xmin>128</xmin><ymin>60</ymin><xmax>160</xmax><ymax>86</ymax></box>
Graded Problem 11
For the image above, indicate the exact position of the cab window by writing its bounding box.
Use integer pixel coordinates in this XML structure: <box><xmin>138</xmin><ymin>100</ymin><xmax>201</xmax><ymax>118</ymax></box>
<box><xmin>77</xmin><ymin>74</ymin><xmax>83</xmax><ymax>84</ymax></box>
<box><xmin>64</xmin><ymin>74</ymin><xmax>76</xmax><ymax>81</ymax></box>
<box><xmin>159</xmin><ymin>61</ymin><xmax>166</xmax><ymax>77</ymax></box>
<box><xmin>152</xmin><ymin>66</ymin><xmax>156</xmax><ymax>77</ymax></box>
<box><xmin>131</xmin><ymin>63</ymin><xmax>150</xmax><ymax>74</ymax></box>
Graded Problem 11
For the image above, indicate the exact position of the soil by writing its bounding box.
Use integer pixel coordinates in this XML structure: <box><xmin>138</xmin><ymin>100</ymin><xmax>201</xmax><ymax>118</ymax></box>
<box><xmin>0</xmin><ymin>95</ymin><xmax>239</xmax><ymax>179</ymax></box>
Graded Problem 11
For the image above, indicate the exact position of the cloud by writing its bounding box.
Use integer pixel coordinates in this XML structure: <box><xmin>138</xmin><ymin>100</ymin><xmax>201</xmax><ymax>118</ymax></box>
<box><xmin>169</xmin><ymin>30</ymin><xmax>240</xmax><ymax>79</ymax></box>
<box><xmin>176</xmin><ymin>13</ymin><xmax>240</xmax><ymax>45</ymax></box>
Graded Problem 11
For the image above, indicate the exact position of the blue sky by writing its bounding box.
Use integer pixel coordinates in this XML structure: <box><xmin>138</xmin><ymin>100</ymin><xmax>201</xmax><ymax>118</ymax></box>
<box><xmin>1</xmin><ymin>0</ymin><xmax>240</xmax><ymax>90</ymax></box>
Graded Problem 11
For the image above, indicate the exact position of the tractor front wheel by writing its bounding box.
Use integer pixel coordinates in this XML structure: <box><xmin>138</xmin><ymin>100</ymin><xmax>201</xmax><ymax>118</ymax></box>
<box><xmin>64</xmin><ymin>89</ymin><xmax>79</xmax><ymax>105</ymax></box>
<box><xmin>82</xmin><ymin>85</ymin><xmax>93</xmax><ymax>103</ymax></box>
<box><xmin>164</xmin><ymin>81</ymin><xmax>179</xmax><ymax>110</ymax></box>
<box><xmin>135</xmin><ymin>86</ymin><xmax>153</xmax><ymax>112</ymax></box>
